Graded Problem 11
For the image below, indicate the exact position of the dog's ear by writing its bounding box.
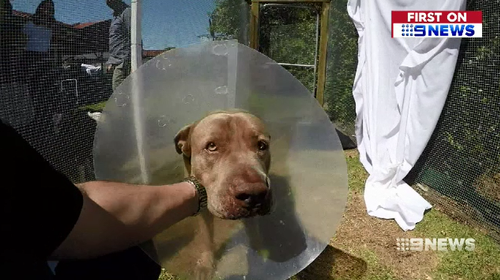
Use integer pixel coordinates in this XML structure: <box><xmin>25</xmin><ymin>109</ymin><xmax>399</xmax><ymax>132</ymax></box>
<box><xmin>174</xmin><ymin>124</ymin><xmax>192</xmax><ymax>156</ymax></box>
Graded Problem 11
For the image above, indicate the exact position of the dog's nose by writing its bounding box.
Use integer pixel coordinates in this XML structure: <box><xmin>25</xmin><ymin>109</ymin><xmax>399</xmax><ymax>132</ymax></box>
<box><xmin>234</xmin><ymin>183</ymin><xmax>269</xmax><ymax>208</ymax></box>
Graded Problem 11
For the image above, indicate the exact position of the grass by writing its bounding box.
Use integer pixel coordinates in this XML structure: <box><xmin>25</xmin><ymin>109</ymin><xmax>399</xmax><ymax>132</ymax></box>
<box><xmin>353</xmin><ymin>249</ymin><xmax>396</xmax><ymax>280</ymax></box>
<box><xmin>344</xmin><ymin>148</ymin><xmax>369</xmax><ymax>193</ymax></box>
<box><xmin>78</xmin><ymin>101</ymin><xmax>107</xmax><ymax>112</ymax></box>
<box><xmin>157</xmin><ymin>149</ymin><xmax>500</xmax><ymax>280</ymax></box>
<box><xmin>329</xmin><ymin>150</ymin><xmax>500</xmax><ymax>280</ymax></box>
<box><xmin>417</xmin><ymin>209</ymin><xmax>500</xmax><ymax>280</ymax></box>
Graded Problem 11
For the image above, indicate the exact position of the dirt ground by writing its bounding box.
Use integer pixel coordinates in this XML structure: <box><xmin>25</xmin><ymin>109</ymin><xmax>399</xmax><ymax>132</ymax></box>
<box><xmin>293</xmin><ymin>193</ymin><xmax>439</xmax><ymax>280</ymax></box>
<box><xmin>291</xmin><ymin>150</ymin><xmax>438</xmax><ymax>280</ymax></box>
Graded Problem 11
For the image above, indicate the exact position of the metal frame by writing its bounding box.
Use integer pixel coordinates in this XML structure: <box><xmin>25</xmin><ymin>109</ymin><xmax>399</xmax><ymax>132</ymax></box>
<box><xmin>261</xmin><ymin>3</ymin><xmax>320</xmax><ymax>96</ymax></box>
<box><xmin>250</xmin><ymin>0</ymin><xmax>331</xmax><ymax>105</ymax></box>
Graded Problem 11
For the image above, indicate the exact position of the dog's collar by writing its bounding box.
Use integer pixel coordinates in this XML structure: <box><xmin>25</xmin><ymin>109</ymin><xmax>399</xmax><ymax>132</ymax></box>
<box><xmin>184</xmin><ymin>176</ymin><xmax>207</xmax><ymax>216</ymax></box>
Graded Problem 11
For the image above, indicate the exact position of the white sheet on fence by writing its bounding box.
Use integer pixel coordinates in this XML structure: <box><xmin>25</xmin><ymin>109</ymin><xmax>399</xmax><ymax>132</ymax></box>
<box><xmin>347</xmin><ymin>0</ymin><xmax>466</xmax><ymax>230</ymax></box>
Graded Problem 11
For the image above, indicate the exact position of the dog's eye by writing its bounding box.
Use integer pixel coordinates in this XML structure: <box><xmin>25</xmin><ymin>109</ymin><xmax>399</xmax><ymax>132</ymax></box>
<box><xmin>258</xmin><ymin>140</ymin><xmax>268</xmax><ymax>151</ymax></box>
<box><xmin>206</xmin><ymin>142</ymin><xmax>217</xmax><ymax>151</ymax></box>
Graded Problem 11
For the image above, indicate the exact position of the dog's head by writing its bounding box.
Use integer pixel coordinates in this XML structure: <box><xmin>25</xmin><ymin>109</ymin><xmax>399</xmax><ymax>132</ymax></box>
<box><xmin>174</xmin><ymin>109</ymin><xmax>272</xmax><ymax>219</ymax></box>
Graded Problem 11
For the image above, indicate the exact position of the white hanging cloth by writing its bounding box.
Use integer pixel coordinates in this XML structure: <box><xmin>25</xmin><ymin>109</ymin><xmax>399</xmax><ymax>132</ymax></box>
<box><xmin>347</xmin><ymin>0</ymin><xmax>467</xmax><ymax>230</ymax></box>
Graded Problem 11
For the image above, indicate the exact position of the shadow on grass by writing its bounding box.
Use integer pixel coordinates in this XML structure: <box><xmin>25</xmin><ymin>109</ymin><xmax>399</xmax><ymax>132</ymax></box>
<box><xmin>293</xmin><ymin>245</ymin><xmax>367</xmax><ymax>280</ymax></box>
<box><xmin>160</xmin><ymin>245</ymin><xmax>368</xmax><ymax>280</ymax></box>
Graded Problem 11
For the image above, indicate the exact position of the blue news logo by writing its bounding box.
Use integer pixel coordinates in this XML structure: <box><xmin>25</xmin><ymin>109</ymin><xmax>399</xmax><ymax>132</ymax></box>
<box><xmin>401</xmin><ymin>24</ymin><xmax>476</xmax><ymax>37</ymax></box>
<box><xmin>401</xmin><ymin>24</ymin><xmax>415</xmax><ymax>36</ymax></box>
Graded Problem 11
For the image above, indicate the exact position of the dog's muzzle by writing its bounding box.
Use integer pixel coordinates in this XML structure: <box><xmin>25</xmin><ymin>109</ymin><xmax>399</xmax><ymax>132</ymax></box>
<box><xmin>265</xmin><ymin>175</ymin><xmax>271</xmax><ymax>190</ymax></box>
<box><xmin>252</xmin><ymin>165</ymin><xmax>271</xmax><ymax>190</ymax></box>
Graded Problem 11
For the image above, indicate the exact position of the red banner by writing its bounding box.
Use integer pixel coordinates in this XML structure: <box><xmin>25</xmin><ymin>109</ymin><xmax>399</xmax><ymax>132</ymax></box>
<box><xmin>392</xmin><ymin>11</ymin><xmax>482</xmax><ymax>24</ymax></box>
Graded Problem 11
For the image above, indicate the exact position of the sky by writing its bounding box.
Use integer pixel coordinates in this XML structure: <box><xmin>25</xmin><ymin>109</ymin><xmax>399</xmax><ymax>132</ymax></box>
<box><xmin>10</xmin><ymin>0</ymin><xmax>218</xmax><ymax>50</ymax></box>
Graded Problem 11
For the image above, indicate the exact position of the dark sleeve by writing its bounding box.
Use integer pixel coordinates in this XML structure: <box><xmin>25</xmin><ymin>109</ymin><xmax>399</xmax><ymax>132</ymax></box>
<box><xmin>0</xmin><ymin>120</ymin><xmax>84</xmax><ymax>260</ymax></box>
<box><xmin>122</xmin><ymin>7</ymin><xmax>131</xmax><ymax>37</ymax></box>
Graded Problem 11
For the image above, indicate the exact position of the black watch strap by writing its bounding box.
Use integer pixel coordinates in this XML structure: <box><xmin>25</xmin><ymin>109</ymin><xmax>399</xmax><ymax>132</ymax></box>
<box><xmin>184</xmin><ymin>176</ymin><xmax>207</xmax><ymax>216</ymax></box>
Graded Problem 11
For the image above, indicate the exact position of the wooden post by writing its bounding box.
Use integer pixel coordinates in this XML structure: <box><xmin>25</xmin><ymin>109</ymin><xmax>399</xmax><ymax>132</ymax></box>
<box><xmin>250</xmin><ymin>1</ymin><xmax>260</xmax><ymax>49</ymax></box>
<box><xmin>315</xmin><ymin>1</ymin><xmax>330</xmax><ymax>106</ymax></box>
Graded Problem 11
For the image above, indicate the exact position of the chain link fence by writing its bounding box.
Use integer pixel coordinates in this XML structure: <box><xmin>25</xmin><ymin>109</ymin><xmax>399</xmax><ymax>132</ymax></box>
<box><xmin>406</xmin><ymin>0</ymin><xmax>500</xmax><ymax>241</ymax></box>
<box><xmin>0</xmin><ymin>0</ymin><xmax>111</xmax><ymax>184</ymax></box>
<box><xmin>324</xmin><ymin>0</ymin><xmax>357</xmax><ymax>139</ymax></box>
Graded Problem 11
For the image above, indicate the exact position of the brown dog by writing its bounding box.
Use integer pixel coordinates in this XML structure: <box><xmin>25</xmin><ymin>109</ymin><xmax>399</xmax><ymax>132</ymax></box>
<box><xmin>175</xmin><ymin>109</ymin><xmax>273</xmax><ymax>219</ymax></box>
<box><xmin>174</xmin><ymin>109</ymin><xmax>273</xmax><ymax>278</ymax></box>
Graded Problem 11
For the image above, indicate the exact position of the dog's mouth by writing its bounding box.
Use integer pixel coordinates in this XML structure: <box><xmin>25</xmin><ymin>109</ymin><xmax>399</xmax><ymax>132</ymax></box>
<box><xmin>220</xmin><ymin>207</ymin><xmax>272</xmax><ymax>220</ymax></box>
<box><xmin>245</xmin><ymin>201</ymin><xmax>273</xmax><ymax>217</ymax></box>
<box><xmin>206</xmin><ymin>174</ymin><xmax>273</xmax><ymax>220</ymax></box>
<box><xmin>210</xmin><ymin>192</ymin><xmax>273</xmax><ymax>220</ymax></box>
<box><xmin>243</xmin><ymin>188</ymin><xmax>273</xmax><ymax>217</ymax></box>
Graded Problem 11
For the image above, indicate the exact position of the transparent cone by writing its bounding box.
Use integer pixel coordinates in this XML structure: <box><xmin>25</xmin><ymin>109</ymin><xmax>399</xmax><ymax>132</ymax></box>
<box><xmin>93</xmin><ymin>41</ymin><xmax>348</xmax><ymax>280</ymax></box>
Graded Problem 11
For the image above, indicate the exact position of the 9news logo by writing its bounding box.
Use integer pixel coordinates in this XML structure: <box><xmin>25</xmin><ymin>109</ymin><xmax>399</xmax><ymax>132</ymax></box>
<box><xmin>392</xmin><ymin>11</ymin><xmax>483</xmax><ymax>38</ymax></box>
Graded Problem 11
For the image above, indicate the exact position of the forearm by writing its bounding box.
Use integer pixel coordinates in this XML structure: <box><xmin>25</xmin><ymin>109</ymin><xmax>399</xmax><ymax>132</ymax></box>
<box><xmin>82</xmin><ymin>181</ymin><xmax>199</xmax><ymax>235</ymax></box>
<box><xmin>51</xmin><ymin>181</ymin><xmax>198</xmax><ymax>260</ymax></box>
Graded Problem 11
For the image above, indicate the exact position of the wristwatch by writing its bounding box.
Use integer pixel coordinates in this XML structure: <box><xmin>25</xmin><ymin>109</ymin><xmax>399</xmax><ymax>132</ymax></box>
<box><xmin>184</xmin><ymin>176</ymin><xmax>208</xmax><ymax>216</ymax></box>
